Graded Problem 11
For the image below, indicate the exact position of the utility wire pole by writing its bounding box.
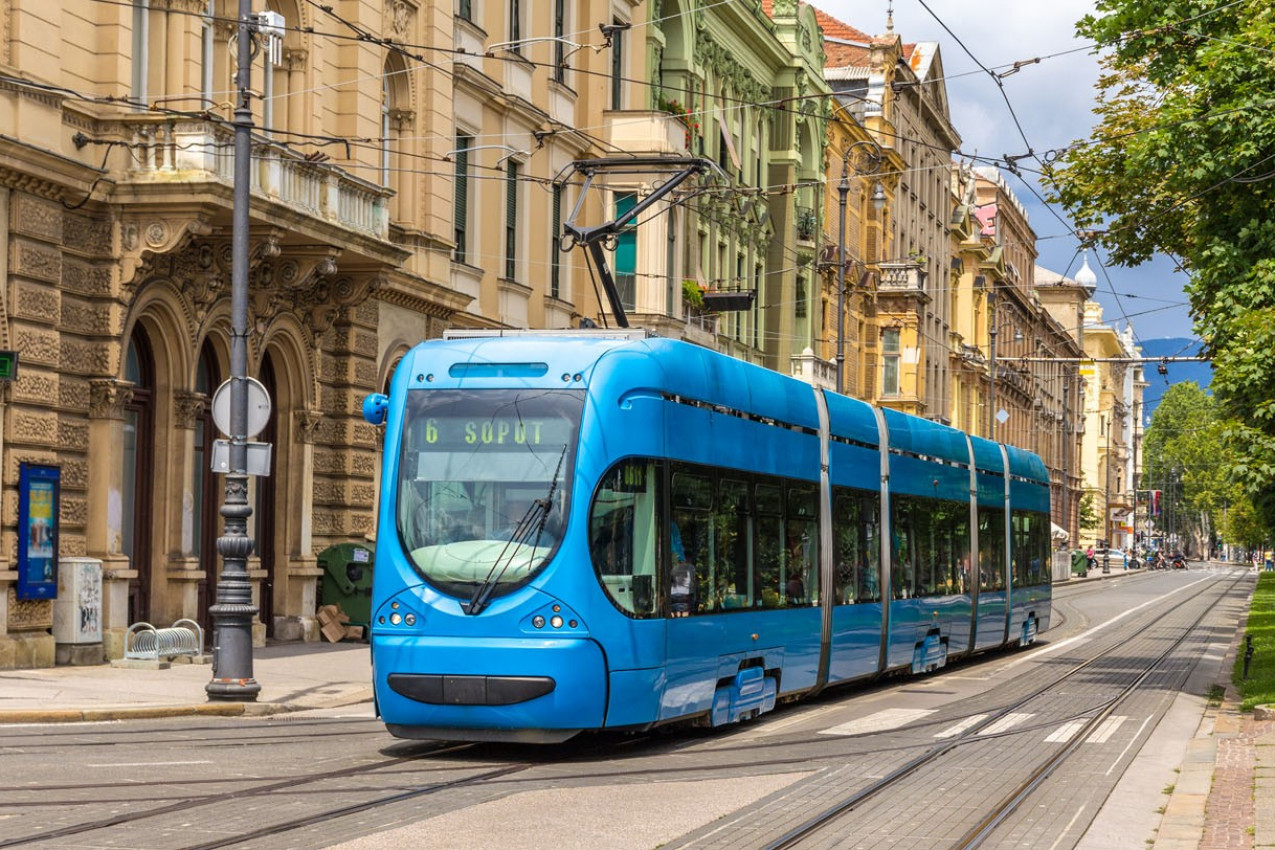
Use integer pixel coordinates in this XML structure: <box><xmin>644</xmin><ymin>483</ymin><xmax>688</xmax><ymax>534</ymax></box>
<box><xmin>207</xmin><ymin>0</ymin><xmax>260</xmax><ymax>701</ymax></box>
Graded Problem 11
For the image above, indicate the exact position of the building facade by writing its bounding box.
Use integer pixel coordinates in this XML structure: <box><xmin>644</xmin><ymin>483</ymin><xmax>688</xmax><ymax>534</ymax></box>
<box><xmin>0</xmin><ymin>0</ymin><xmax>629</xmax><ymax>666</ymax></box>
<box><xmin>817</xmin><ymin>12</ymin><xmax>958</xmax><ymax>420</ymax></box>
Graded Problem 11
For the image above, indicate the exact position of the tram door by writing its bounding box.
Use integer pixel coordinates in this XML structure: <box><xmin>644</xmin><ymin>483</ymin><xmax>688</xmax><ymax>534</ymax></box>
<box><xmin>973</xmin><ymin>506</ymin><xmax>1009</xmax><ymax>650</ymax></box>
<box><xmin>662</xmin><ymin>469</ymin><xmax>725</xmax><ymax>720</ymax></box>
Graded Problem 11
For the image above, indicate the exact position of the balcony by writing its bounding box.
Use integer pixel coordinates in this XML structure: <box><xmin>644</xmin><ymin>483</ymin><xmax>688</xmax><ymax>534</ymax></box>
<box><xmin>109</xmin><ymin>118</ymin><xmax>391</xmax><ymax>240</ymax></box>
<box><xmin>603</xmin><ymin>111</ymin><xmax>690</xmax><ymax>155</ymax></box>
<box><xmin>878</xmin><ymin>262</ymin><xmax>928</xmax><ymax>296</ymax></box>
<box><xmin>791</xmin><ymin>347</ymin><xmax>836</xmax><ymax>391</ymax></box>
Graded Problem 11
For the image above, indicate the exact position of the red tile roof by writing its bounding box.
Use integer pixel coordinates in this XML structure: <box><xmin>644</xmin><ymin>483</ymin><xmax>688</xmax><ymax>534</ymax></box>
<box><xmin>812</xmin><ymin>8</ymin><xmax>873</xmax><ymax>45</ymax></box>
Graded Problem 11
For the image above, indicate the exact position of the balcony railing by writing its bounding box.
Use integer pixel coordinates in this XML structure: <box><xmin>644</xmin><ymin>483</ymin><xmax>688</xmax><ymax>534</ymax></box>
<box><xmin>116</xmin><ymin>119</ymin><xmax>391</xmax><ymax>240</ymax></box>
<box><xmin>878</xmin><ymin>262</ymin><xmax>928</xmax><ymax>295</ymax></box>
<box><xmin>791</xmin><ymin>347</ymin><xmax>836</xmax><ymax>391</ymax></box>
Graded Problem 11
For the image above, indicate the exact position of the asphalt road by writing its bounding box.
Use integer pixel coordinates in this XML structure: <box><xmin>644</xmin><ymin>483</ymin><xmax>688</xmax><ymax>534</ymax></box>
<box><xmin>0</xmin><ymin>564</ymin><xmax>1249</xmax><ymax>850</ymax></box>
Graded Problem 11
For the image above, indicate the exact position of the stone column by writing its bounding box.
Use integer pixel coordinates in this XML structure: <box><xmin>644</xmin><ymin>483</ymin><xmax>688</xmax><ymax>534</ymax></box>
<box><xmin>275</xmin><ymin>408</ymin><xmax>321</xmax><ymax>642</ymax></box>
<box><xmin>165</xmin><ymin>390</ymin><xmax>205</xmax><ymax>622</ymax></box>
<box><xmin>87</xmin><ymin>378</ymin><xmax>135</xmax><ymax>659</ymax></box>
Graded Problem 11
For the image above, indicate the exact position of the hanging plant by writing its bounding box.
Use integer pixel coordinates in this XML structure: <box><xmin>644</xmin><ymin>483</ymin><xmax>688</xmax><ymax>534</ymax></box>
<box><xmin>682</xmin><ymin>279</ymin><xmax>705</xmax><ymax>310</ymax></box>
<box><xmin>657</xmin><ymin>94</ymin><xmax>700</xmax><ymax>146</ymax></box>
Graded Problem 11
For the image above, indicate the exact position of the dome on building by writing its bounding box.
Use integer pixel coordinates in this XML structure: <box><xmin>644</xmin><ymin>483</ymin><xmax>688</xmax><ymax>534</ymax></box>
<box><xmin>1075</xmin><ymin>253</ymin><xmax>1098</xmax><ymax>291</ymax></box>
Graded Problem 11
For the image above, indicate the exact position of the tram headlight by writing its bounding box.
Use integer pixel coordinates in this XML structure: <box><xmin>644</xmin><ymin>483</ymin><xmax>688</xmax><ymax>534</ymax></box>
<box><xmin>550</xmin><ymin>616</ymin><xmax>564</xmax><ymax>629</ymax></box>
<box><xmin>404</xmin><ymin>613</ymin><xmax>416</xmax><ymax>626</ymax></box>
<box><xmin>389</xmin><ymin>612</ymin><xmax>402</xmax><ymax>625</ymax></box>
<box><xmin>532</xmin><ymin>615</ymin><xmax>546</xmax><ymax>628</ymax></box>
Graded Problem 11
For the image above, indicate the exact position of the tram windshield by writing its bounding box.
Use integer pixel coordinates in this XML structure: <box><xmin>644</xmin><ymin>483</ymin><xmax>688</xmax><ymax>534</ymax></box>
<box><xmin>396</xmin><ymin>389</ymin><xmax>584</xmax><ymax>599</ymax></box>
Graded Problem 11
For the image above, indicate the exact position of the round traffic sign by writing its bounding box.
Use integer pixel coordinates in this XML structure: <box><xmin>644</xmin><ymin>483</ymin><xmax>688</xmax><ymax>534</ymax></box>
<box><xmin>211</xmin><ymin>377</ymin><xmax>272</xmax><ymax>438</ymax></box>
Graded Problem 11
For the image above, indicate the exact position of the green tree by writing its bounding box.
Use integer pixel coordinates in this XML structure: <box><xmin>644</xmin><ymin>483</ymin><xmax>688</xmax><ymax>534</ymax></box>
<box><xmin>1222</xmin><ymin>493</ymin><xmax>1269</xmax><ymax>555</ymax></box>
<box><xmin>1142</xmin><ymin>383</ymin><xmax>1231</xmax><ymax>552</ymax></box>
<box><xmin>1046</xmin><ymin>1</ymin><xmax>1275</xmax><ymax>524</ymax></box>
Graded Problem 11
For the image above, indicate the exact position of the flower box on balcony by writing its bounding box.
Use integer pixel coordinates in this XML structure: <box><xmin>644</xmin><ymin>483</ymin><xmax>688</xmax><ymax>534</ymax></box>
<box><xmin>701</xmin><ymin>291</ymin><xmax>756</xmax><ymax>312</ymax></box>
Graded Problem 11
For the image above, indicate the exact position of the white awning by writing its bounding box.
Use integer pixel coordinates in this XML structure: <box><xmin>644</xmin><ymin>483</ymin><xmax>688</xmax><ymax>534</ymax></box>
<box><xmin>1051</xmin><ymin>522</ymin><xmax>1070</xmax><ymax>543</ymax></box>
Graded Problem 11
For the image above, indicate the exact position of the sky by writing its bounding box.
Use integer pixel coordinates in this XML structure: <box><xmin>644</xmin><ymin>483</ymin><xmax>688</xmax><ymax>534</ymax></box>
<box><xmin>818</xmin><ymin>0</ymin><xmax>1198</xmax><ymax>343</ymax></box>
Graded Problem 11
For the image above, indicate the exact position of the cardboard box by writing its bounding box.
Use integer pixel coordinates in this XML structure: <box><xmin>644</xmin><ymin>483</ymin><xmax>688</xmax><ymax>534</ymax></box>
<box><xmin>345</xmin><ymin>625</ymin><xmax>364</xmax><ymax>640</ymax></box>
<box><xmin>321</xmin><ymin>619</ymin><xmax>347</xmax><ymax>643</ymax></box>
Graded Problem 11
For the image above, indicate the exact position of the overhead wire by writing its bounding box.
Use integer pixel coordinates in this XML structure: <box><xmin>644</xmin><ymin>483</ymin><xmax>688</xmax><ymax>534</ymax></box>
<box><xmin>32</xmin><ymin>0</ymin><xmax>1219</xmax><ymax>349</ymax></box>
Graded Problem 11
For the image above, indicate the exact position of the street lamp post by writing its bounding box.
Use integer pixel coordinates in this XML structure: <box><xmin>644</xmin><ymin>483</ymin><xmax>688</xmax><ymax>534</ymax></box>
<box><xmin>834</xmin><ymin>140</ymin><xmax>884</xmax><ymax>396</ymax></box>
<box><xmin>207</xmin><ymin>0</ymin><xmax>260</xmax><ymax>701</ymax></box>
<box><xmin>987</xmin><ymin>290</ymin><xmax>998</xmax><ymax>438</ymax></box>
<box><xmin>836</xmin><ymin>160</ymin><xmax>849</xmax><ymax>395</ymax></box>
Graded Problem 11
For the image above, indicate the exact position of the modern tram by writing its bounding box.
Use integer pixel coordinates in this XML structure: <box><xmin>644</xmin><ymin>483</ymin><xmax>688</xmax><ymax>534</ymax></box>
<box><xmin>362</xmin><ymin>330</ymin><xmax>1052</xmax><ymax>742</ymax></box>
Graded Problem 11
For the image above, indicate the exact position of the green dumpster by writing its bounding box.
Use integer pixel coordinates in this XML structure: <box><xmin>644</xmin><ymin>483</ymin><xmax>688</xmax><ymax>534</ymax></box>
<box><xmin>317</xmin><ymin>542</ymin><xmax>375</xmax><ymax>628</ymax></box>
<box><xmin>1070</xmin><ymin>549</ymin><xmax>1089</xmax><ymax>577</ymax></box>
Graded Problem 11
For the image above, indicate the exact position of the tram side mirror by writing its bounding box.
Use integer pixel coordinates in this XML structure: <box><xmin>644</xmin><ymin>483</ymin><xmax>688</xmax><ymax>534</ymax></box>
<box><xmin>363</xmin><ymin>393</ymin><xmax>389</xmax><ymax>426</ymax></box>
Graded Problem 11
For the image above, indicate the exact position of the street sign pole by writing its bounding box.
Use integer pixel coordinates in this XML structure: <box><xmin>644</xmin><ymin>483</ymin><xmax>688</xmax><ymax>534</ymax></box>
<box><xmin>207</xmin><ymin>0</ymin><xmax>260</xmax><ymax>701</ymax></box>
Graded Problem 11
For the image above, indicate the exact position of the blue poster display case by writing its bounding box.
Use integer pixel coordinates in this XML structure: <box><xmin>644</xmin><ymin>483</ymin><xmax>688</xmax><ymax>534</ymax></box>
<box><xmin>16</xmin><ymin>463</ymin><xmax>60</xmax><ymax>600</ymax></box>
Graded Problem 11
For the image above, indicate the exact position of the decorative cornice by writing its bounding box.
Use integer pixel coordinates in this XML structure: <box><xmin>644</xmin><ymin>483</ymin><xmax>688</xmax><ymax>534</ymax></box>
<box><xmin>377</xmin><ymin>272</ymin><xmax>470</xmax><ymax>318</ymax></box>
<box><xmin>120</xmin><ymin>214</ymin><xmax>216</xmax><ymax>292</ymax></box>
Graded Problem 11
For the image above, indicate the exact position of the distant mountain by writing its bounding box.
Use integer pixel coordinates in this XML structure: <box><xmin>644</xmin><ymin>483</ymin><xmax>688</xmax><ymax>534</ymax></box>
<box><xmin>1137</xmin><ymin>337</ymin><xmax>1212</xmax><ymax>419</ymax></box>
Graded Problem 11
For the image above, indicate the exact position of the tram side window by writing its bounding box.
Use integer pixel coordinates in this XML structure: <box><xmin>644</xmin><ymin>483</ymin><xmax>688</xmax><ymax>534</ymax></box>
<box><xmin>833</xmin><ymin>489</ymin><xmax>880</xmax><ymax>604</ymax></box>
<box><xmin>978</xmin><ymin>507</ymin><xmax>1006</xmax><ymax>591</ymax></box>
<box><xmin>589</xmin><ymin>459</ymin><xmax>660</xmax><ymax>617</ymax></box>
<box><xmin>931</xmin><ymin>499</ymin><xmax>971</xmax><ymax>595</ymax></box>
<box><xmin>712</xmin><ymin>479</ymin><xmax>752</xmax><ymax>609</ymax></box>
<box><xmin>1011</xmin><ymin>510</ymin><xmax>1049</xmax><ymax>587</ymax></box>
<box><xmin>786</xmin><ymin>484</ymin><xmax>818</xmax><ymax>606</ymax></box>
<box><xmin>755</xmin><ymin>483</ymin><xmax>784</xmax><ymax>608</ymax></box>
<box><xmin>671</xmin><ymin>469</ymin><xmax>713</xmax><ymax>615</ymax></box>
<box><xmin>890</xmin><ymin>496</ymin><xmax>917</xmax><ymax>599</ymax></box>
<box><xmin>1033</xmin><ymin>512</ymin><xmax>1050</xmax><ymax>585</ymax></box>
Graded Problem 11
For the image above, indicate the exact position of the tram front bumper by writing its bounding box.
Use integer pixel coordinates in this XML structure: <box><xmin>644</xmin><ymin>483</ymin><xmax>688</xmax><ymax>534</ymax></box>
<box><xmin>372</xmin><ymin>634</ymin><xmax>607</xmax><ymax>739</ymax></box>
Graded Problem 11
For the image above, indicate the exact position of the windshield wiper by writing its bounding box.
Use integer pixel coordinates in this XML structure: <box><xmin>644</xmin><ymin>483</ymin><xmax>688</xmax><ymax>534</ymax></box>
<box><xmin>463</xmin><ymin>446</ymin><xmax>567</xmax><ymax>616</ymax></box>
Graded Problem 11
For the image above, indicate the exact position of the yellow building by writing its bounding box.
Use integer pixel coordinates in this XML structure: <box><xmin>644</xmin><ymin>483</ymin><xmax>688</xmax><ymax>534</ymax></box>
<box><xmin>1079</xmin><ymin>297</ymin><xmax>1139</xmax><ymax>549</ymax></box>
<box><xmin>817</xmin><ymin>12</ymin><xmax>958</xmax><ymax>416</ymax></box>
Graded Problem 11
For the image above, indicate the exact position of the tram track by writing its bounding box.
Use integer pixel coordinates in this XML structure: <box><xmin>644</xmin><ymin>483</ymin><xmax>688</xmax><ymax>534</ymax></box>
<box><xmin>753</xmin><ymin>569</ymin><xmax>1248</xmax><ymax>850</ymax></box>
<box><xmin>0</xmin><ymin>739</ymin><xmax>475</xmax><ymax>849</ymax></box>
<box><xmin>1</xmin><ymin>571</ymin><xmax>1242</xmax><ymax>850</ymax></box>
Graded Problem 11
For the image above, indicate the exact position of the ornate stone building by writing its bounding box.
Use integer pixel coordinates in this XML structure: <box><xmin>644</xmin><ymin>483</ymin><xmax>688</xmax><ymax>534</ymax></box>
<box><xmin>623</xmin><ymin>0</ymin><xmax>827</xmax><ymax>368</ymax></box>
<box><xmin>0</xmin><ymin>0</ymin><xmax>628</xmax><ymax>666</ymax></box>
<box><xmin>817</xmin><ymin>11</ymin><xmax>958</xmax><ymax>418</ymax></box>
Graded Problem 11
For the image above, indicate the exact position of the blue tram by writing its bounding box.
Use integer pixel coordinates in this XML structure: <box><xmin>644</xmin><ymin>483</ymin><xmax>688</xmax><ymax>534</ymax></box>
<box><xmin>362</xmin><ymin>331</ymin><xmax>1051</xmax><ymax>742</ymax></box>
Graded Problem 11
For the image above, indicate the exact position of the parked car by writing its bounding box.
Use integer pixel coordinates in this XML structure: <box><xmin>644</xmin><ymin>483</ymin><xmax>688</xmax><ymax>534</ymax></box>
<box><xmin>1094</xmin><ymin>548</ymin><xmax>1130</xmax><ymax>569</ymax></box>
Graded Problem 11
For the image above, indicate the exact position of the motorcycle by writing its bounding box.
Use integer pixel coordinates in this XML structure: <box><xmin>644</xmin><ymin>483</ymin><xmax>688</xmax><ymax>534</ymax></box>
<box><xmin>1171</xmin><ymin>553</ymin><xmax>1188</xmax><ymax>570</ymax></box>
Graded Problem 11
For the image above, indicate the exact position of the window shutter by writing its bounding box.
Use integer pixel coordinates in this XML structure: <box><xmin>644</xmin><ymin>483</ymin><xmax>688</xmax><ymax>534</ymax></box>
<box><xmin>551</xmin><ymin>186</ymin><xmax>562</xmax><ymax>298</ymax></box>
<box><xmin>453</xmin><ymin>136</ymin><xmax>470</xmax><ymax>263</ymax></box>
<box><xmin>505</xmin><ymin>161</ymin><xmax>519</xmax><ymax>279</ymax></box>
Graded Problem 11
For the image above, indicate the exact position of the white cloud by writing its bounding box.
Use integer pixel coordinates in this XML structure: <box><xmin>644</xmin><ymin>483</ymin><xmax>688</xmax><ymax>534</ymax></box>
<box><xmin>815</xmin><ymin>0</ymin><xmax>1195</xmax><ymax>339</ymax></box>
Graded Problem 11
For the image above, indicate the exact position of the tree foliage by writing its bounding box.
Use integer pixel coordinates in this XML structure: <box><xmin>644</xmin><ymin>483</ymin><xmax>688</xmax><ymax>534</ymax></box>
<box><xmin>1046</xmin><ymin>0</ymin><xmax>1275</xmax><ymax>523</ymax></box>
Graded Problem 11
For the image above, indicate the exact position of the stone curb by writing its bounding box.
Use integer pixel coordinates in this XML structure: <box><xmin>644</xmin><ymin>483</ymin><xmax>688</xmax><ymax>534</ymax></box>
<box><xmin>0</xmin><ymin>688</ymin><xmax>374</xmax><ymax>724</ymax></box>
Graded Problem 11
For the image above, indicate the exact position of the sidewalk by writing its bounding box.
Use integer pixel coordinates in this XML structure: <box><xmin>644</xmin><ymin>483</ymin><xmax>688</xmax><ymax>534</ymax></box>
<box><xmin>0</xmin><ymin>641</ymin><xmax>372</xmax><ymax>723</ymax></box>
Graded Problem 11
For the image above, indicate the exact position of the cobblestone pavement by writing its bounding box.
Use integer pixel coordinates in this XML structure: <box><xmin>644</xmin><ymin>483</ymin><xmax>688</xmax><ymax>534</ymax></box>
<box><xmin>1201</xmin><ymin>708</ymin><xmax>1263</xmax><ymax>850</ymax></box>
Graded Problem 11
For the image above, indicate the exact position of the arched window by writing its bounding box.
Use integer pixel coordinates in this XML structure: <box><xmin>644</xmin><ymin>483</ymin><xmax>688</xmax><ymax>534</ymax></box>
<box><xmin>123</xmin><ymin>330</ymin><xmax>156</xmax><ymax>624</ymax></box>
<box><xmin>382</xmin><ymin>54</ymin><xmax>410</xmax><ymax>220</ymax></box>
<box><xmin>194</xmin><ymin>341</ymin><xmax>222</xmax><ymax>636</ymax></box>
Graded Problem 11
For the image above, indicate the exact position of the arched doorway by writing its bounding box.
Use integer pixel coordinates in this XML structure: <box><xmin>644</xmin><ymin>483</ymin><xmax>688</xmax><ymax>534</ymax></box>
<box><xmin>255</xmin><ymin>353</ymin><xmax>279</xmax><ymax>636</ymax></box>
<box><xmin>194</xmin><ymin>340</ymin><xmax>222</xmax><ymax>637</ymax></box>
<box><xmin>122</xmin><ymin>330</ymin><xmax>156</xmax><ymax>625</ymax></box>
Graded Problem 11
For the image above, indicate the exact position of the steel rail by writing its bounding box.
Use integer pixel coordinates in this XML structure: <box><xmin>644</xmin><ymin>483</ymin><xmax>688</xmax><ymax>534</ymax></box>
<box><xmin>0</xmin><ymin>741</ymin><xmax>474</xmax><ymax>848</ymax></box>
<box><xmin>762</xmin><ymin>570</ymin><xmax>1246</xmax><ymax>850</ymax></box>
